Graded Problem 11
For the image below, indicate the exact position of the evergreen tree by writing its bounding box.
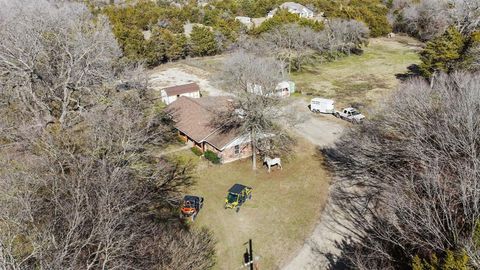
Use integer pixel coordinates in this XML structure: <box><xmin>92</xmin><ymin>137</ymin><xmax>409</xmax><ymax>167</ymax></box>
<box><xmin>411</xmin><ymin>251</ymin><xmax>469</xmax><ymax>270</ymax></box>
<box><xmin>419</xmin><ymin>27</ymin><xmax>466</xmax><ymax>78</ymax></box>
<box><xmin>189</xmin><ymin>26</ymin><xmax>218</xmax><ymax>57</ymax></box>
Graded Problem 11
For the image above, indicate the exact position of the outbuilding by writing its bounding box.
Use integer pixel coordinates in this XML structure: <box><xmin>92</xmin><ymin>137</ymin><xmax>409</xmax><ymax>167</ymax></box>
<box><xmin>161</xmin><ymin>83</ymin><xmax>201</xmax><ymax>105</ymax></box>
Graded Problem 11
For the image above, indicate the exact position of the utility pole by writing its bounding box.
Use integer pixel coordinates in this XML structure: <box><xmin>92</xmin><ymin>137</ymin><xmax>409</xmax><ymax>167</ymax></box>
<box><xmin>249</xmin><ymin>239</ymin><xmax>253</xmax><ymax>270</ymax></box>
<box><xmin>242</xmin><ymin>239</ymin><xmax>256</xmax><ymax>270</ymax></box>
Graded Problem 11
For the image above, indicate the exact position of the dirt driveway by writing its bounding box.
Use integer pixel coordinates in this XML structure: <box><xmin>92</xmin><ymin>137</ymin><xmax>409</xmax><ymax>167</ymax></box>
<box><xmin>282</xmin><ymin>98</ymin><xmax>350</xmax><ymax>270</ymax></box>
<box><xmin>287</xmin><ymin>98</ymin><xmax>347</xmax><ymax>147</ymax></box>
<box><xmin>148</xmin><ymin>64</ymin><xmax>229</xmax><ymax>97</ymax></box>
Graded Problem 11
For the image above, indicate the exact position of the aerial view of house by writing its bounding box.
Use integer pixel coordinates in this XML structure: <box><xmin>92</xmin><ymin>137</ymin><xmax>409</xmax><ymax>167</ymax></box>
<box><xmin>167</xmin><ymin>96</ymin><xmax>252</xmax><ymax>163</ymax></box>
<box><xmin>1</xmin><ymin>0</ymin><xmax>478</xmax><ymax>270</ymax></box>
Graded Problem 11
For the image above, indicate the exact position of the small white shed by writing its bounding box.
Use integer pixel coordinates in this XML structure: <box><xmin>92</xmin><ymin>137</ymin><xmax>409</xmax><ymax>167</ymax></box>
<box><xmin>161</xmin><ymin>83</ymin><xmax>201</xmax><ymax>105</ymax></box>
<box><xmin>275</xmin><ymin>81</ymin><xmax>295</xmax><ymax>97</ymax></box>
<box><xmin>310</xmin><ymin>98</ymin><xmax>335</xmax><ymax>113</ymax></box>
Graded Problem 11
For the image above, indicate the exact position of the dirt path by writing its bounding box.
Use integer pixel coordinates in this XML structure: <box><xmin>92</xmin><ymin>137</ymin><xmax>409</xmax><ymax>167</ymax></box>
<box><xmin>282</xmin><ymin>99</ymin><xmax>349</xmax><ymax>270</ymax></box>
<box><xmin>148</xmin><ymin>64</ymin><xmax>230</xmax><ymax>97</ymax></box>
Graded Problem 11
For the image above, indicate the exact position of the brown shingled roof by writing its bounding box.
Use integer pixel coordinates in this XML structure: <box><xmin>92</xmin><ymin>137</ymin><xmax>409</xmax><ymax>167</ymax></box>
<box><xmin>163</xmin><ymin>83</ymin><xmax>200</xmax><ymax>97</ymax></box>
<box><xmin>166</xmin><ymin>96</ymin><xmax>243</xmax><ymax>150</ymax></box>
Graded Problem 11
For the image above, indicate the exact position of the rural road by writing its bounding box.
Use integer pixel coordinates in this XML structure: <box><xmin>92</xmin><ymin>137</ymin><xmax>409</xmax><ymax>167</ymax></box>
<box><xmin>283</xmin><ymin>99</ymin><xmax>349</xmax><ymax>270</ymax></box>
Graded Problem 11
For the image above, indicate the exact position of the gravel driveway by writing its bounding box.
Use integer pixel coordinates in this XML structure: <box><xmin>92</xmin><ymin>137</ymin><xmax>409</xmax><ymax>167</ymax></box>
<box><xmin>283</xmin><ymin>99</ymin><xmax>349</xmax><ymax>270</ymax></box>
<box><xmin>149</xmin><ymin>66</ymin><xmax>230</xmax><ymax>97</ymax></box>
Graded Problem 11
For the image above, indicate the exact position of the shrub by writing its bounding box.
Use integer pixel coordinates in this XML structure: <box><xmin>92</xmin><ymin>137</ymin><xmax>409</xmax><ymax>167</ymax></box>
<box><xmin>190</xmin><ymin>147</ymin><xmax>203</xmax><ymax>156</ymax></box>
<box><xmin>204</xmin><ymin>150</ymin><xmax>221</xmax><ymax>164</ymax></box>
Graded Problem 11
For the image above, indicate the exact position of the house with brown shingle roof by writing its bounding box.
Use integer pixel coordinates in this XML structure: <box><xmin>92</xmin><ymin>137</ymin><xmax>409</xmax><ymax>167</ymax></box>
<box><xmin>167</xmin><ymin>96</ymin><xmax>253</xmax><ymax>163</ymax></box>
<box><xmin>161</xmin><ymin>83</ymin><xmax>201</xmax><ymax>105</ymax></box>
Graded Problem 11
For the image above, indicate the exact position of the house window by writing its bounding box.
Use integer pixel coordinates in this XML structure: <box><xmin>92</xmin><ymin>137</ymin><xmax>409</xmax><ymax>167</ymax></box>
<box><xmin>234</xmin><ymin>145</ymin><xmax>240</xmax><ymax>155</ymax></box>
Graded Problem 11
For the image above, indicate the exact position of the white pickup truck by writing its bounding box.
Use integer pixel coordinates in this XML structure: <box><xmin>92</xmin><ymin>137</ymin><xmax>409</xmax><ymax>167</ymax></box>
<box><xmin>334</xmin><ymin>107</ymin><xmax>365</xmax><ymax>123</ymax></box>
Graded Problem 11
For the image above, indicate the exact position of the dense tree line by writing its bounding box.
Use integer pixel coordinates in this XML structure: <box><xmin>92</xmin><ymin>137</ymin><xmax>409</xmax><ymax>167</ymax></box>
<box><xmin>386</xmin><ymin>0</ymin><xmax>480</xmax><ymax>79</ymax></box>
<box><xmin>101</xmin><ymin>0</ymin><xmax>241</xmax><ymax>65</ymax></box>
<box><xmin>318</xmin><ymin>2</ymin><xmax>480</xmax><ymax>269</ymax></box>
<box><xmin>241</xmin><ymin>19</ymin><xmax>369</xmax><ymax>72</ymax></box>
<box><xmin>0</xmin><ymin>1</ymin><xmax>215</xmax><ymax>269</ymax></box>
<box><xmin>88</xmin><ymin>0</ymin><xmax>391</xmax><ymax>65</ymax></box>
<box><xmin>324</xmin><ymin>72</ymin><xmax>480</xmax><ymax>270</ymax></box>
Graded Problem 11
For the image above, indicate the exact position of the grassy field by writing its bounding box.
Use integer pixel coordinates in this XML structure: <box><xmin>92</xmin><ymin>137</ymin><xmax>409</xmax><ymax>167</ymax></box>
<box><xmin>171</xmin><ymin>139</ymin><xmax>329</xmax><ymax>269</ymax></box>
<box><xmin>291</xmin><ymin>37</ymin><xmax>422</xmax><ymax>109</ymax></box>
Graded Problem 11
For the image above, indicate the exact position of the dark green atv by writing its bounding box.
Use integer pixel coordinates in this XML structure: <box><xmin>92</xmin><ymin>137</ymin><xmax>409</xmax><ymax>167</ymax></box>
<box><xmin>224</xmin><ymin>184</ymin><xmax>252</xmax><ymax>212</ymax></box>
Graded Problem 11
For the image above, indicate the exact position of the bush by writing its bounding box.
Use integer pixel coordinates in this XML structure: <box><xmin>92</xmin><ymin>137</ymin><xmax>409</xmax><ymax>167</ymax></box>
<box><xmin>204</xmin><ymin>150</ymin><xmax>221</xmax><ymax>164</ymax></box>
<box><xmin>190</xmin><ymin>147</ymin><xmax>203</xmax><ymax>156</ymax></box>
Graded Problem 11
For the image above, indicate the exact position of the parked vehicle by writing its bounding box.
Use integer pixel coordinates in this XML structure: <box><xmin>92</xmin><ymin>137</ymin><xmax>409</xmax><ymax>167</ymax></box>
<box><xmin>225</xmin><ymin>184</ymin><xmax>253</xmax><ymax>212</ymax></box>
<box><xmin>180</xmin><ymin>195</ymin><xmax>204</xmax><ymax>221</ymax></box>
<box><xmin>335</xmin><ymin>107</ymin><xmax>365</xmax><ymax>123</ymax></box>
<box><xmin>310</xmin><ymin>98</ymin><xmax>335</xmax><ymax>113</ymax></box>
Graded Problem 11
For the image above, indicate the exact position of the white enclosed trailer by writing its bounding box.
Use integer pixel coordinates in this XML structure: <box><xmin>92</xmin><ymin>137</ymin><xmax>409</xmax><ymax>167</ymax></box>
<box><xmin>310</xmin><ymin>98</ymin><xmax>335</xmax><ymax>113</ymax></box>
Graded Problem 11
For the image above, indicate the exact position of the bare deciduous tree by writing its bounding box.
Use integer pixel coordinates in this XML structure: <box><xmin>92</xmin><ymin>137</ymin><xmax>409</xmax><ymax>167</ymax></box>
<box><xmin>449</xmin><ymin>0</ymin><xmax>480</xmax><ymax>35</ymax></box>
<box><xmin>219</xmin><ymin>51</ymin><xmax>294</xmax><ymax>170</ymax></box>
<box><xmin>322</xmin><ymin>19</ymin><xmax>370</xmax><ymax>56</ymax></box>
<box><xmin>0</xmin><ymin>91</ymin><xmax>215</xmax><ymax>270</ymax></box>
<box><xmin>0</xmin><ymin>0</ymin><xmax>121</xmax><ymax>128</ymax></box>
<box><xmin>393</xmin><ymin>0</ymin><xmax>479</xmax><ymax>40</ymax></box>
<box><xmin>402</xmin><ymin>0</ymin><xmax>451</xmax><ymax>40</ymax></box>
<box><xmin>323</xmin><ymin>72</ymin><xmax>480</xmax><ymax>269</ymax></box>
<box><xmin>261</xmin><ymin>24</ymin><xmax>317</xmax><ymax>73</ymax></box>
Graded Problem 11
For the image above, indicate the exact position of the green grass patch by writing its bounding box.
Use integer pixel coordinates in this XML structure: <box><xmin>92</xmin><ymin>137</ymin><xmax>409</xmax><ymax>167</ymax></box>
<box><xmin>291</xmin><ymin>37</ymin><xmax>422</xmax><ymax>109</ymax></box>
<box><xmin>191</xmin><ymin>147</ymin><xmax>203</xmax><ymax>156</ymax></box>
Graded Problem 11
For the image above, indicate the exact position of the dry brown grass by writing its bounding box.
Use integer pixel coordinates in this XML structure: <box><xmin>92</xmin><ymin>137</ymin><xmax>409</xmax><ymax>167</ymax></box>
<box><xmin>173</xmin><ymin>139</ymin><xmax>330</xmax><ymax>269</ymax></box>
<box><xmin>291</xmin><ymin>37</ymin><xmax>422</xmax><ymax>110</ymax></box>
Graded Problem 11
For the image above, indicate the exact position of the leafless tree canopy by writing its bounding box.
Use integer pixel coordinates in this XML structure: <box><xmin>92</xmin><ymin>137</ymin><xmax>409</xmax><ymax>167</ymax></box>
<box><xmin>0</xmin><ymin>0</ymin><xmax>121</xmax><ymax>128</ymax></box>
<box><xmin>218</xmin><ymin>51</ymin><xmax>295</xmax><ymax>169</ymax></box>
<box><xmin>393</xmin><ymin>0</ymin><xmax>480</xmax><ymax>40</ymax></box>
<box><xmin>323</xmin><ymin>72</ymin><xmax>480</xmax><ymax>269</ymax></box>
<box><xmin>0</xmin><ymin>91</ymin><xmax>215</xmax><ymax>270</ymax></box>
<box><xmin>242</xmin><ymin>20</ymin><xmax>369</xmax><ymax>72</ymax></box>
<box><xmin>0</xmin><ymin>1</ymin><xmax>216</xmax><ymax>269</ymax></box>
<box><xmin>321</xmin><ymin>19</ymin><xmax>370</xmax><ymax>55</ymax></box>
<box><xmin>261</xmin><ymin>24</ymin><xmax>318</xmax><ymax>73</ymax></box>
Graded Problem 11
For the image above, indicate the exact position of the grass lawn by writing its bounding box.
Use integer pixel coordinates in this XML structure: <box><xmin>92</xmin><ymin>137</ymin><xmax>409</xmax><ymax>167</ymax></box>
<box><xmin>172</xmin><ymin>139</ymin><xmax>329</xmax><ymax>269</ymax></box>
<box><xmin>291</xmin><ymin>37</ymin><xmax>422</xmax><ymax>109</ymax></box>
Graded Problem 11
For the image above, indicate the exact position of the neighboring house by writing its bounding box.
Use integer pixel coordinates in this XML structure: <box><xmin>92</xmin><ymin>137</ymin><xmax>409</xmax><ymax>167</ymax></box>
<box><xmin>161</xmin><ymin>83</ymin><xmax>201</xmax><ymax>105</ymax></box>
<box><xmin>167</xmin><ymin>97</ymin><xmax>253</xmax><ymax>163</ymax></box>
<box><xmin>267</xmin><ymin>2</ymin><xmax>314</xmax><ymax>18</ymax></box>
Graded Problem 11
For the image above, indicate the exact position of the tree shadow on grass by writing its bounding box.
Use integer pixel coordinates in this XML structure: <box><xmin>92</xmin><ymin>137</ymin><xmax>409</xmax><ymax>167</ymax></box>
<box><xmin>395</xmin><ymin>64</ymin><xmax>422</xmax><ymax>81</ymax></box>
